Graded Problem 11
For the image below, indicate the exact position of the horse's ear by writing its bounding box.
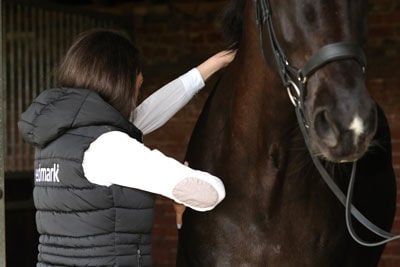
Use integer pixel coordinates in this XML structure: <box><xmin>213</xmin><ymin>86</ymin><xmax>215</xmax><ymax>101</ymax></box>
<box><xmin>219</xmin><ymin>0</ymin><xmax>246</xmax><ymax>49</ymax></box>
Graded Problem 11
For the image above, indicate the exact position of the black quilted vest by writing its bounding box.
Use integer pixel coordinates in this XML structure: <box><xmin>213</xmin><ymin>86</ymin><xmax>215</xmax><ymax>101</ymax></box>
<box><xmin>19</xmin><ymin>88</ymin><xmax>155</xmax><ymax>267</ymax></box>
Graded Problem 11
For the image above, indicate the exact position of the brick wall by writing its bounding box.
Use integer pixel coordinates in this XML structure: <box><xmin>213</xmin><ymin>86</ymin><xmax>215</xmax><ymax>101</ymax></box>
<box><xmin>368</xmin><ymin>0</ymin><xmax>400</xmax><ymax>265</ymax></box>
<box><xmin>109</xmin><ymin>1</ymin><xmax>400</xmax><ymax>266</ymax></box>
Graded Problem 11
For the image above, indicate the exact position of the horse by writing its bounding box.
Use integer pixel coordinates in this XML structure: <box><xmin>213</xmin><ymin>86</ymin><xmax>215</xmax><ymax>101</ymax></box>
<box><xmin>177</xmin><ymin>0</ymin><xmax>396</xmax><ymax>266</ymax></box>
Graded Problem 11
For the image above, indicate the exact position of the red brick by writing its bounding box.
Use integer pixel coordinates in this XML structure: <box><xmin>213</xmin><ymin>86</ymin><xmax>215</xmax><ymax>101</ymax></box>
<box><xmin>379</xmin><ymin>257</ymin><xmax>400</xmax><ymax>267</ymax></box>
<box><xmin>370</xmin><ymin>12</ymin><xmax>400</xmax><ymax>26</ymax></box>
<box><xmin>382</xmin><ymin>243</ymin><xmax>400</xmax><ymax>260</ymax></box>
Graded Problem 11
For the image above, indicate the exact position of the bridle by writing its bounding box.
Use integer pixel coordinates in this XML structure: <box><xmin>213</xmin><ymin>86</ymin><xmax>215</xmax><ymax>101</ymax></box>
<box><xmin>254</xmin><ymin>0</ymin><xmax>400</xmax><ymax>246</ymax></box>
<box><xmin>255</xmin><ymin>0</ymin><xmax>366</xmax><ymax>108</ymax></box>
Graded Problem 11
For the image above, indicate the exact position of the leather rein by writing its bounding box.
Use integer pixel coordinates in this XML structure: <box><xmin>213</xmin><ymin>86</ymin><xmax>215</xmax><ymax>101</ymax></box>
<box><xmin>254</xmin><ymin>0</ymin><xmax>400</xmax><ymax>246</ymax></box>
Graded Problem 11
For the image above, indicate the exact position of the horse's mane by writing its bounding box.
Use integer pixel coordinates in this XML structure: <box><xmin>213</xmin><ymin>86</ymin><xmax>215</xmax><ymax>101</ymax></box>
<box><xmin>220</xmin><ymin>0</ymin><xmax>246</xmax><ymax>49</ymax></box>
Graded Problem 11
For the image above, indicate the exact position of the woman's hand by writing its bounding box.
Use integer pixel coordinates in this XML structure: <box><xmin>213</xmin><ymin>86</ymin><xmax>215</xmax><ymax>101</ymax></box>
<box><xmin>173</xmin><ymin>201</ymin><xmax>186</xmax><ymax>229</ymax></box>
<box><xmin>197</xmin><ymin>50</ymin><xmax>237</xmax><ymax>82</ymax></box>
<box><xmin>172</xmin><ymin>161</ymin><xmax>189</xmax><ymax>229</ymax></box>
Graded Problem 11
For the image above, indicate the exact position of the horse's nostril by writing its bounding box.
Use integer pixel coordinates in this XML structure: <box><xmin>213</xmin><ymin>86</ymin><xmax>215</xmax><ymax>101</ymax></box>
<box><xmin>314</xmin><ymin>110</ymin><xmax>338</xmax><ymax>148</ymax></box>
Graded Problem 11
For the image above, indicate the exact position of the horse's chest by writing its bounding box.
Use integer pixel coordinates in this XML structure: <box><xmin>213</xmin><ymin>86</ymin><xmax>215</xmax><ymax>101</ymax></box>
<box><xmin>211</xmin><ymin>204</ymin><xmax>343</xmax><ymax>266</ymax></box>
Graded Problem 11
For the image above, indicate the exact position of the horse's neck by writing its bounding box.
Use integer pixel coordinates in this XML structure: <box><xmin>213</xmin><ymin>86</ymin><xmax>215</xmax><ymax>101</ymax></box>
<box><xmin>233</xmin><ymin>0</ymin><xmax>295</xmax><ymax>134</ymax></box>
<box><xmin>226</xmin><ymin>25</ymin><xmax>295</xmax><ymax>145</ymax></box>
<box><xmin>208</xmin><ymin>2</ymin><xmax>307</xmax><ymax>197</ymax></box>
<box><xmin>188</xmin><ymin>1</ymin><xmax>304</xmax><ymax>196</ymax></box>
<box><xmin>224</xmin><ymin>66</ymin><xmax>290</xmax><ymax>137</ymax></box>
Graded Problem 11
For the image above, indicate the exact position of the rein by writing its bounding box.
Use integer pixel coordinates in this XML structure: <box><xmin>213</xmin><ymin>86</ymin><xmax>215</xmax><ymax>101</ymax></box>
<box><xmin>254</xmin><ymin>0</ymin><xmax>400</xmax><ymax>246</ymax></box>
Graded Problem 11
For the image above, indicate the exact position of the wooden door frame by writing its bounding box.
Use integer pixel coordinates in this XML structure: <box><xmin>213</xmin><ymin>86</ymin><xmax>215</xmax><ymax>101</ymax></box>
<box><xmin>0</xmin><ymin>0</ymin><xmax>6</xmax><ymax>265</ymax></box>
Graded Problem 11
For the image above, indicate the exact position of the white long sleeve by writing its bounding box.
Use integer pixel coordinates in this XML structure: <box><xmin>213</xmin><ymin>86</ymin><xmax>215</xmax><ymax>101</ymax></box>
<box><xmin>82</xmin><ymin>131</ymin><xmax>225</xmax><ymax>211</ymax></box>
<box><xmin>82</xmin><ymin>68</ymin><xmax>225</xmax><ymax>211</ymax></box>
<box><xmin>132</xmin><ymin>68</ymin><xmax>204</xmax><ymax>135</ymax></box>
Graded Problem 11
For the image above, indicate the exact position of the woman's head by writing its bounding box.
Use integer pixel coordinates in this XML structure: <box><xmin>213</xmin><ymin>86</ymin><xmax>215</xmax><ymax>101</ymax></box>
<box><xmin>58</xmin><ymin>29</ymin><xmax>142</xmax><ymax>119</ymax></box>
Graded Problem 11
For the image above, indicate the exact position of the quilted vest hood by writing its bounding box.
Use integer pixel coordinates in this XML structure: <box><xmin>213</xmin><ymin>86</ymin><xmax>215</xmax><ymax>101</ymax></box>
<box><xmin>19</xmin><ymin>87</ymin><xmax>142</xmax><ymax>148</ymax></box>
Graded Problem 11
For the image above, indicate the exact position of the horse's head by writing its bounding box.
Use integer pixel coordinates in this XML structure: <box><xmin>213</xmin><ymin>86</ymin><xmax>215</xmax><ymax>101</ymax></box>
<box><xmin>268</xmin><ymin>0</ymin><xmax>376</xmax><ymax>163</ymax></box>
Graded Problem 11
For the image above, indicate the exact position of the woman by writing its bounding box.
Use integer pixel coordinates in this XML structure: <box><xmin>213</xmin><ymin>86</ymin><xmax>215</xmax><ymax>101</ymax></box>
<box><xmin>18</xmin><ymin>29</ymin><xmax>235</xmax><ymax>266</ymax></box>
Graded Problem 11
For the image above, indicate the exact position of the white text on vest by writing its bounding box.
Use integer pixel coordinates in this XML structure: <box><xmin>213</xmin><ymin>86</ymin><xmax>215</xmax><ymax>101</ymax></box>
<box><xmin>35</xmin><ymin>164</ymin><xmax>60</xmax><ymax>183</ymax></box>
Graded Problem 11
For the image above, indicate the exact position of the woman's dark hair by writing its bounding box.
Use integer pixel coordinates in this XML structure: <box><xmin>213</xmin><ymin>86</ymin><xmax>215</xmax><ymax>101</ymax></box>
<box><xmin>58</xmin><ymin>28</ymin><xmax>141</xmax><ymax>119</ymax></box>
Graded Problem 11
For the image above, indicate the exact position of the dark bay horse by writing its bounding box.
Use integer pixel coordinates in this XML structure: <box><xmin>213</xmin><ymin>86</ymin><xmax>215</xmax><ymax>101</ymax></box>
<box><xmin>177</xmin><ymin>0</ymin><xmax>396</xmax><ymax>266</ymax></box>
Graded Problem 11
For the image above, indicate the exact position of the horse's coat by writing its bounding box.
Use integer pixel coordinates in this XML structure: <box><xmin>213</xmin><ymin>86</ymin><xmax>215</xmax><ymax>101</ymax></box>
<box><xmin>177</xmin><ymin>1</ymin><xmax>396</xmax><ymax>266</ymax></box>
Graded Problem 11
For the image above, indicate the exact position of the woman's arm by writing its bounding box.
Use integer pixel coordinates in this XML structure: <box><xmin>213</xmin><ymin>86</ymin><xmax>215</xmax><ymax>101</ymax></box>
<box><xmin>132</xmin><ymin>50</ymin><xmax>236</xmax><ymax>135</ymax></box>
<box><xmin>132</xmin><ymin>68</ymin><xmax>204</xmax><ymax>135</ymax></box>
<box><xmin>82</xmin><ymin>131</ymin><xmax>226</xmax><ymax>212</ymax></box>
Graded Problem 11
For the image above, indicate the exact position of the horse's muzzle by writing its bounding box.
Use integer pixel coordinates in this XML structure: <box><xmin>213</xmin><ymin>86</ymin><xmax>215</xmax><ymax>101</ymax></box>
<box><xmin>310</xmin><ymin>103</ymin><xmax>377</xmax><ymax>163</ymax></box>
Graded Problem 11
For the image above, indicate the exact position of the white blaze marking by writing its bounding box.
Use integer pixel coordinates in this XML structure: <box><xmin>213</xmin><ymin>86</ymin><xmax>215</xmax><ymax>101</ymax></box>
<box><xmin>349</xmin><ymin>115</ymin><xmax>364</xmax><ymax>144</ymax></box>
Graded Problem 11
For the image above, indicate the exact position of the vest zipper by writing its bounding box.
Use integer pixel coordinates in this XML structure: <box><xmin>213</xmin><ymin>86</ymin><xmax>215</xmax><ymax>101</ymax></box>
<box><xmin>137</xmin><ymin>246</ymin><xmax>142</xmax><ymax>267</ymax></box>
